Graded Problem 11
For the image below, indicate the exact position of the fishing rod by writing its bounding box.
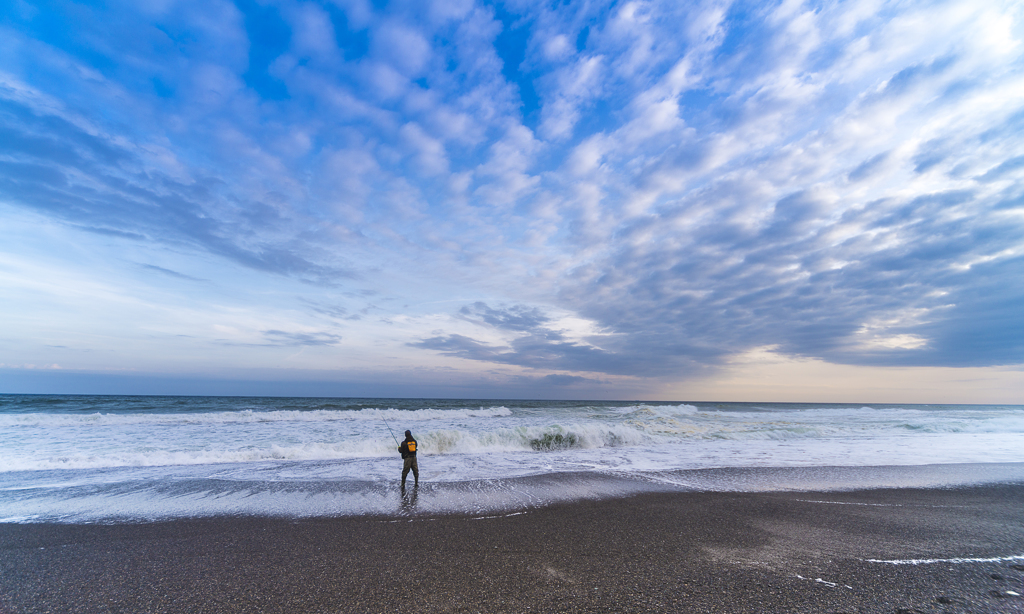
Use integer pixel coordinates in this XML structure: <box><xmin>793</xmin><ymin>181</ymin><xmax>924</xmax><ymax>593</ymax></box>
<box><xmin>381</xmin><ymin>414</ymin><xmax>400</xmax><ymax>446</ymax></box>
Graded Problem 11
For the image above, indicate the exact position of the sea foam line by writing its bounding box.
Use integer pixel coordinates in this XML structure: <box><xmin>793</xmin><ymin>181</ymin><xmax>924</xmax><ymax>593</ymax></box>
<box><xmin>794</xmin><ymin>575</ymin><xmax>852</xmax><ymax>589</ymax></box>
<box><xmin>470</xmin><ymin>511</ymin><xmax>528</xmax><ymax>520</ymax></box>
<box><xmin>795</xmin><ymin>499</ymin><xmax>966</xmax><ymax>508</ymax></box>
<box><xmin>796</xmin><ymin>499</ymin><xmax>904</xmax><ymax>507</ymax></box>
<box><xmin>865</xmin><ymin>554</ymin><xmax>1024</xmax><ymax>565</ymax></box>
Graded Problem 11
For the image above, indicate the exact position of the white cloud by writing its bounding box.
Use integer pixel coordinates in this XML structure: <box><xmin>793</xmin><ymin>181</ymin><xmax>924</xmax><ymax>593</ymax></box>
<box><xmin>567</xmin><ymin>134</ymin><xmax>609</xmax><ymax>176</ymax></box>
<box><xmin>284</xmin><ymin>2</ymin><xmax>340</xmax><ymax>62</ymax></box>
<box><xmin>425</xmin><ymin>105</ymin><xmax>486</xmax><ymax>145</ymax></box>
<box><xmin>361</xmin><ymin>60</ymin><xmax>410</xmax><ymax>100</ymax></box>
<box><xmin>541</xmin><ymin>34</ymin><xmax>573</xmax><ymax>62</ymax></box>
<box><xmin>329</xmin><ymin>0</ymin><xmax>373</xmax><ymax>30</ymax></box>
<box><xmin>538</xmin><ymin>54</ymin><xmax>604</xmax><ymax>140</ymax></box>
<box><xmin>603</xmin><ymin>1</ymin><xmax>657</xmax><ymax>78</ymax></box>
<box><xmin>317</xmin><ymin>147</ymin><xmax>382</xmax><ymax>221</ymax></box>
<box><xmin>398</xmin><ymin>121</ymin><xmax>450</xmax><ymax>175</ymax></box>
<box><xmin>372</xmin><ymin>22</ymin><xmax>432</xmax><ymax>77</ymax></box>
<box><xmin>427</xmin><ymin>0</ymin><xmax>474</xmax><ymax>24</ymax></box>
<box><xmin>473</xmin><ymin>123</ymin><xmax>541</xmax><ymax>206</ymax></box>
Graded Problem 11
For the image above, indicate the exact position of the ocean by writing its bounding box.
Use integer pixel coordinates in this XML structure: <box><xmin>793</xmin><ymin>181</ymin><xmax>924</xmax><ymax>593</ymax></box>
<box><xmin>2</xmin><ymin>395</ymin><xmax>1023</xmax><ymax>523</ymax></box>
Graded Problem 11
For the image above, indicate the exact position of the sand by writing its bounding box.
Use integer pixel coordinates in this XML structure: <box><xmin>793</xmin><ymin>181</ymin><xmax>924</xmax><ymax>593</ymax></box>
<box><xmin>2</xmin><ymin>484</ymin><xmax>1024</xmax><ymax>613</ymax></box>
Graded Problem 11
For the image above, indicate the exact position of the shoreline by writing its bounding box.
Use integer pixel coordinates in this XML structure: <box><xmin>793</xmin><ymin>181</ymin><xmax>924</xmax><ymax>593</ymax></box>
<box><xmin>3</xmin><ymin>484</ymin><xmax>1024</xmax><ymax>612</ymax></box>
<box><xmin>5</xmin><ymin>461</ymin><xmax>1024</xmax><ymax>524</ymax></box>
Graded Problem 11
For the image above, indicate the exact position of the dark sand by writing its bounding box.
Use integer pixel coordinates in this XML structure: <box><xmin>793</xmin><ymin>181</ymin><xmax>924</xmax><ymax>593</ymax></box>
<box><xmin>2</xmin><ymin>485</ymin><xmax>1024</xmax><ymax>613</ymax></box>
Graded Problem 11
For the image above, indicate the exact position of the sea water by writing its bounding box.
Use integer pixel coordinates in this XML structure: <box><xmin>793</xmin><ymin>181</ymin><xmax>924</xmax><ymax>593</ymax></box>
<box><xmin>1</xmin><ymin>395</ymin><xmax>1023</xmax><ymax>522</ymax></box>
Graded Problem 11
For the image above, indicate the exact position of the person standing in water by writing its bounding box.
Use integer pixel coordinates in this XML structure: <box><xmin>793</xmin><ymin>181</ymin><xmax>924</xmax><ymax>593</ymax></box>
<box><xmin>399</xmin><ymin>430</ymin><xmax>419</xmax><ymax>489</ymax></box>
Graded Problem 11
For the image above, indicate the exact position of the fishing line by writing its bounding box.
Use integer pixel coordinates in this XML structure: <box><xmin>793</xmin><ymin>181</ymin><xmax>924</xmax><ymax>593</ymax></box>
<box><xmin>381</xmin><ymin>414</ymin><xmax>400</xmax><ymax>446</ymax></box>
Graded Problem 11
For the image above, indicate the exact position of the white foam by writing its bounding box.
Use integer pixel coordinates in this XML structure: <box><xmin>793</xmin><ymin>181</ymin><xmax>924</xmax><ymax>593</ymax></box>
<box><xmin>866</xmin><ymin>554</ymin><xmax>1024</xmax><ymax>565</ymax></box>
<box><xmin>796</xmin><ymin>499</ymin><xmax>904</xmax><ymax>507</ymax></box>
<box><xmin>795</xmin><ymin>575</ymin><xmax>845</xmax><ymax>588</ymax></box>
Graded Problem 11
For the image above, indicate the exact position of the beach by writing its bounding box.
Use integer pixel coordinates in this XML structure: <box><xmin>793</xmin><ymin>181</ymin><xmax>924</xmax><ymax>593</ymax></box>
<box><xmin>3</xmin><ymin>483</ymin><xmax>1024</xmax><ymax>613</ymax></box>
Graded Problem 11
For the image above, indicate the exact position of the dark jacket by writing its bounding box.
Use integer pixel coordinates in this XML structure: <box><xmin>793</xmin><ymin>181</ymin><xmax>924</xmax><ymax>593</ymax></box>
<box><xmin>399</xmin><ymin>436</ymin><xmax>417</xmax><ymax>459</ymax></box>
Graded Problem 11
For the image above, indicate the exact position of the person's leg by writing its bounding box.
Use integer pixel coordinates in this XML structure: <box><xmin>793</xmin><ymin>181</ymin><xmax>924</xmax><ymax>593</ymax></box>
<box><xmin>402</xmin><ymin>457</ymin><xmax>412</xmax><ymax>488</ymax></box>
<box><xmin>412</xmin><ymin>457</ymin><xmax>419</xmax><ymax>485</ymax></box>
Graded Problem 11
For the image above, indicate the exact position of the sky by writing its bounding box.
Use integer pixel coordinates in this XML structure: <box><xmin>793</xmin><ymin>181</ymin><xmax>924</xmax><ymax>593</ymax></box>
<box><xmin>1</xmin><ymin>0</ymin><xmax>1023</xmax><ymax>402</ymax></box>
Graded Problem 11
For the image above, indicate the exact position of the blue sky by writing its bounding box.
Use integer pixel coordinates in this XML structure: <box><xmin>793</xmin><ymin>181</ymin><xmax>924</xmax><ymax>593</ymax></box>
<box><xmin>1</xmin><ymin>0</ymin><xmax>1023</xmax><ymax>401</ymax></box>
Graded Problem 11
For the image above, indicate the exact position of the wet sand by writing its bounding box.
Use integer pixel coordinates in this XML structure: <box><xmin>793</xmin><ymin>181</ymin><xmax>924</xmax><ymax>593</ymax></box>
<box><xmin>2</xmin><ymin>484</ymin><xmax>1024</xmax><ymax>613</ymax></box>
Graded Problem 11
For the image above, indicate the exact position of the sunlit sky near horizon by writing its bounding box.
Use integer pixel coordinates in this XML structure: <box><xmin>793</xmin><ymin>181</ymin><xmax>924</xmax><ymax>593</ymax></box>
<box><xmin>1</xmin><ymin>0</ymin><xmax>1023</xmax><ymax>402</ymax></box>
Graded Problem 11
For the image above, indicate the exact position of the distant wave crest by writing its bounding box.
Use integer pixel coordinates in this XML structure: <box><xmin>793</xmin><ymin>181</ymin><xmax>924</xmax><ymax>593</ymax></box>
<box><xmin>0</xmin><ymin>406</ymin><xmax>513</xmax><ymax>427</ymax></box>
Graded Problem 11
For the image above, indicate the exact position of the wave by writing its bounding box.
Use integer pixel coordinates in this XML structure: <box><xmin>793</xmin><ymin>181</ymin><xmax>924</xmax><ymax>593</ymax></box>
<box><xmin>424</xmin><ymin>423</ymin><xmax>651</xmax><ymax>455</ymax></box>
<box><xmin>0</xmin><ymin>406</ymin><xmax>513</xmax><ymax>427</ymax></box>
<box><xmin>0</xmin><ymin>422</ymin><xmax>655</xmax><ymax>471</ymax></box>
<box><xmin>5</xmin><ymin>402</ymin><xmax>1024</xmax><ymax>473</ymax></box>
<box><xmin>1</xmin><ymin>443</ymin><xmax>386</xmax><ymax>472</ymax></box>
<box><xmin>612</xmin><ymin>403</ymin><xmax>700</xmax><ymax>415</ymax></box>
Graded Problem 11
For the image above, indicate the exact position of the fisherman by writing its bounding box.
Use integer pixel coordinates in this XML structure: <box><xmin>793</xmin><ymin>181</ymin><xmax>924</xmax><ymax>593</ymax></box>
<box><xmin>398</xmin><ymin>430</ymin><xmax>419</xmax><ymax>489</ymax></box>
